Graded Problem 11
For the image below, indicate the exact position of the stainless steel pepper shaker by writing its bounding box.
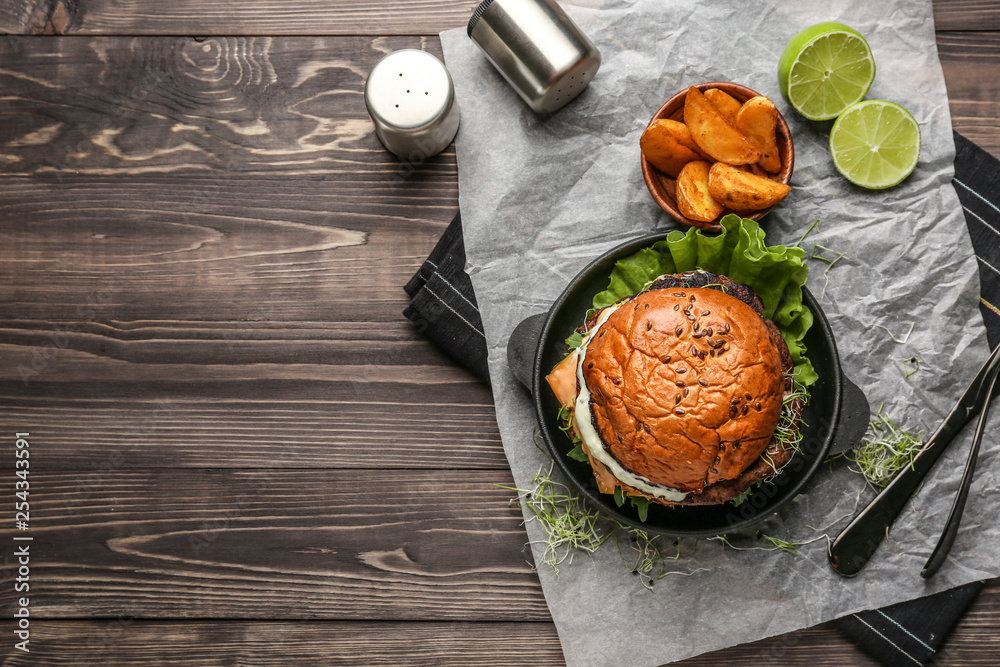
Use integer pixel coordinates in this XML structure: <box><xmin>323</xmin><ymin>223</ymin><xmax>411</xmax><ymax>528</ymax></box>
<box><xmin>468</xmin><ymin>0</ymin><xmax>601</xmax><ymax>113</ymax></box>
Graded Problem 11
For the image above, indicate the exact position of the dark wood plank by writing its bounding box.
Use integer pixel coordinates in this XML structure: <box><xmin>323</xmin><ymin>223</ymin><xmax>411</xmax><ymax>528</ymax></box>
<box><xmin>0</xmin><ymin>621</ymin><xmax>566</xmax><ymax>665</ymax></box>
<box><xmin>7</xmin><ymin>586</ymin><xmax>999</xmax><ymax>665</ymax></box>
<box><xmin>0</xmin><ymin>389</ymin><xmax>505</xmax><ymax>470</ymax></box>
<box><xmin>0</xmin><ymin>469</ymin><xmax>548</xmax><ymax>620</ymax></box>
<box><xmin>939</xmin><ymin>31</ymin><xmax>1000</xmax><ymax>158</ymax></box>
<box><xmin>932</xmin><ymin>579</ymin><xmax>1000</xmax><ymax>665</ymax></box>
<box><xmin>0</xmin><ymin>619</ymin><xmax>885</xmax><ymax>666</ymax></box>
<box><xmin>935</xmin><ymin>0</ymin><xmax>1000</xmax><ymax>32</ymax></box>
<box><xmin>0</xmin><ymin>0</ymin><xmax>481</xmax><ymax>35</ymax></box>
<box><xmin>1</xmin><ymin>0</ymin><xmax>997</xmax><ymax>35</ymax></box>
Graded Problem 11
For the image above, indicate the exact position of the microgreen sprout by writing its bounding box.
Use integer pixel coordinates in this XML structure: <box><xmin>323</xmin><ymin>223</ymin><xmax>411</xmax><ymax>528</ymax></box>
<box><xmin>810</xmin><ymin>244</ymin><xmax>845</xmax><ymax>271</ymax></box>
<box><xmin>499</xmin><ymin>462</ymin><xmax>613</xmax><ymax>574</ymax></box>
<box><xmin>615</xmin><ymin>530</ymin><xmax>709</xmax><ymax>590</ymax></box>
<box><xmin>710</xmin><ymin>533</ymin><xmax>831</xmax><ymax>555</ymax></box>
<box><xmin>762</xmin><ymin>534</ymin><xmax>832</xmax><ymax>555</ymax></box>
<box><xmin>760</xmin><ymin>449</ymin><xmax>779</xmax><ymax>476</ymax></box>
<box><xmin>762</xmin><ymin>536</ymin><xmax>805</xmax><ymax>554</ymax></box>
<box><xmin>874</xmin><ymin>321</ymin><xmax>916</xmax><ymax>344</ymax></box>
<box><xmin>793</xmin><ymin>219</ymin><xmax>821</xmax><ymax>248</ymax></box>
<box><xmin>807</xmin><ymin>243</ymin><xmax>848</xmax><ymax>298</ymax></box>
<box><xmin>845</xmin><ymin>403</ymin><xmax>925</xmax><ymax>489</ymax></box>
<box><xmin>901</xmin><ymin>355</ymin><xmax>922</xmax><ymax>378</ymax></box>
<box><xmin>774</xmin><ymin>377</ymin><xmax>810</xmax><ymax>454</ymax></box>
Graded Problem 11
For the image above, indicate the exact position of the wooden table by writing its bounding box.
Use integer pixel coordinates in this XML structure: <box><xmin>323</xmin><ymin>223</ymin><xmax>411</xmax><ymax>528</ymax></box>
<box><xmin>1</xmin><ymin>1</ymin><xmax>997</xmax><ymax>664</ymax></box>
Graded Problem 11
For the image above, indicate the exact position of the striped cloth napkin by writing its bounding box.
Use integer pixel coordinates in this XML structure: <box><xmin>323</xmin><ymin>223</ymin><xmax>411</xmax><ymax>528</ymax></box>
<box><xmin>403</xmin><ymin>131</ymin><xmax>999</xmax><ymax>664</ymax></box>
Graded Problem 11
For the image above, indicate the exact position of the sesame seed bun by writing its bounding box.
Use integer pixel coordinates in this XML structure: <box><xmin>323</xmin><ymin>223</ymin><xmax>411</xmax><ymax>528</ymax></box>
<box><xmin>573</xmin><ymin>272</ymin><xmax>799</xmax><ymax>506</ymax></box>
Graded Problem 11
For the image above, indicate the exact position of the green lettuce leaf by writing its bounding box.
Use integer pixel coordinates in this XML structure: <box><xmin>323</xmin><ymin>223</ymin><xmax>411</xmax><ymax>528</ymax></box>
<box><xmin>592</xmin><ymin>215</ymin><xmax>817</xmax><ymax>385</ymax></box>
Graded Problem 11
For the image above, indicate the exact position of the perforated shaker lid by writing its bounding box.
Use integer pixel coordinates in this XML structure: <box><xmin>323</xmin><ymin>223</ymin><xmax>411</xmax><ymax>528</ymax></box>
<box><xmin>364</xmin><ymin>50</ymin><xmax>460</xmax><ymax>160</ymax></box>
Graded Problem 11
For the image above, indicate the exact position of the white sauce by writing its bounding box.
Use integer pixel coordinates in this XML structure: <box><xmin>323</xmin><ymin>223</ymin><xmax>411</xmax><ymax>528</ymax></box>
<box><xmin>574</xmin><ymin>303</ymin><xmax>688</xmax><ymax>502</ymax></box>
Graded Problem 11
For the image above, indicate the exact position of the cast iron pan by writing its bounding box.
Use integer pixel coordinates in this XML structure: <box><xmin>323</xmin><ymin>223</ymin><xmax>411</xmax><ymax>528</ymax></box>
<box><xmin>507</xmin><ymin>232</ymin><xmax>870</xmax><ymax>538</ymax></box>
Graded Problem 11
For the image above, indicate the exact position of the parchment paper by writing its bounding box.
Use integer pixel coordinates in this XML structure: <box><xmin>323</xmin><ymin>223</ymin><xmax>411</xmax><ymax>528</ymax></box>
<box><xmin>441</xmin><ymin>1</ymin><xmax>1000</xmax><ymax>664</ymax></box>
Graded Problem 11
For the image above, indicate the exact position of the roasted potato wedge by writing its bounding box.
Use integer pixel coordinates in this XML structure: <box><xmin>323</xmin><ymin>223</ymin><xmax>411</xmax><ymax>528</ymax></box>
<box><xmin>736</xmin><ymin>162</ymin><xmax>770</xmax><ymax>178</ymax></box>
<box><xmin>676</xmin><ymin>161</ymin><xmax>725</xmax><ymax>222</ymax></box>
<box><xmin>736</xmin><ymin>96</ymin><xmax>782</xmax><ymax>173</ymax></box>
<box><xmin>683</xmin><ymin>87</ymin><xmax>761</xmax><ymax>166</ymax></box>
<box><xmin>640</xmin><ymin>120</ymin><xmax>704</xmax><ymax>177</ymax></box>
<box><xmin>708</xmin><ymin>162</ymin><xmax>791</xmax><ymax>210</ymax></box>
<box><xmin>703</xmin><ymin>88</ymin><xmax>742</xmax><ymax>126</ymax></box>
<box><xmin>655</xmin><ymin>118</ymin><xmax>712</xmax><ymax>159</ymax></box>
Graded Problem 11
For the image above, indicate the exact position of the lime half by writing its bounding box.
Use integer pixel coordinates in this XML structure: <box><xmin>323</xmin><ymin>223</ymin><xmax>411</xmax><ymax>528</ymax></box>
<box><xmin>778</xmin><ymin>22</ymin><xmax>876</xmax><ymax>121</ymax></box>
<box><xmin>829</xmin><ymin>100</ymin><xmax>921</xmax><ymax>189</ymax></box>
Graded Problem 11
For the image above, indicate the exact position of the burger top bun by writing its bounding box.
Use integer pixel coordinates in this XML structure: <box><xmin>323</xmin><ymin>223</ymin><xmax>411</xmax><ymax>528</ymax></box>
<box><xmin>583</xmin><ymin>286</ymin><xmax>786</xmax><ymax>495</ymax></box>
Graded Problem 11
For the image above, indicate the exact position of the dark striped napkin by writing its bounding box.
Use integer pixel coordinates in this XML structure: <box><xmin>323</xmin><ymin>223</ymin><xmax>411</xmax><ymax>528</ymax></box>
<box><xmin>954</xmin><ymin>131</ymin><xmax>1000</xmax><ymax>346</ymax></box>
<box><xmin>403</xmin><ymin>131</ymin><xmax>999</xmax><ymax>664</ymax></box>
<box><xmin>403</xmin><ymin>216</ymin><xmax>490</xmax><ymax>383</ymax></box>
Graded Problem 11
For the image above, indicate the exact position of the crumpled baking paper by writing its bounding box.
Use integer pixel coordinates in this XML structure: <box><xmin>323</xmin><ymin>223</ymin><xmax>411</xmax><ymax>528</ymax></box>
<box><xmin>441</xmin><ymin>0</ymin><xmax>999</xmax><ymax>664</ymax></box>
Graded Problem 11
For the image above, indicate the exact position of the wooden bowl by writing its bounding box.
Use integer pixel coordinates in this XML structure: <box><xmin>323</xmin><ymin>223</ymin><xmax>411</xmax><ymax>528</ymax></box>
<box><xmin>641</xmin><ymin>82</ymin><xmax>794</xmax><ymax>232</ymax></box>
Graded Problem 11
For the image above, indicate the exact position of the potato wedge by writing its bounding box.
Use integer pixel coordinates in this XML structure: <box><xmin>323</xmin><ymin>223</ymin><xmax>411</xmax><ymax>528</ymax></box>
<box><xmin>676</xmin><ymin>161</ymin><xmax>724</xmax><ymax>222</ymax></box>
<box><xmin>684</xmin><ymin>87</ymin><xmax>761</xmax><ymax>166</ymax></box>
<box><xmin>640</xmin><ymin>120</ymin><xmax>704</xmax><ymax>177</ymax></box>
<box><xmin>654</xmin><ymin>118</ymin><xmax>712</xmax><ymax>159</ymax></box>
<box><xmin>736</xmin><ymin>96</ymin><xmax>782</xmax><ymax>173</ymax></box>
<box><xmin>708</xmin><ymin>162</ymin><xmax>790</xmax><ymax>210</ymax></box>
<box><xmin>736</xmin><ymin>162</ymin><xmax>769</xmax><ymax>178</ymax></box>
<box><xmin>703</xmin><ymin>88</ymin><xmax>742</xmax><ymax>126</ymax></box>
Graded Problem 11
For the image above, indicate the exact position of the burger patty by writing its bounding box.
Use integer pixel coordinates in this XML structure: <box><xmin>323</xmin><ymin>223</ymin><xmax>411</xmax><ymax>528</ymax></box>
<box><xmin>576</xmin><ymin>270</ymin><xmax>801</xmax><ymax>506</ymax></box>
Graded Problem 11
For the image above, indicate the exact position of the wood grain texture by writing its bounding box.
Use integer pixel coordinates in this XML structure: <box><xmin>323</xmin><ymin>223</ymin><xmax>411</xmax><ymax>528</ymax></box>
<box><xmin>939</xmin><ymin>31</ymin><xmax>1000</xmax><ymax>158</ymax></box>
<box><xmin>0</xmin><ymin>618</ymin><xmax>886</xmax><ymax>666</ymax></box>
<box><xmin>0</xmin><ymin>36</ymin><xmax>458</xmax><ymax>322</ymax></box>
<box><xmin>1</xmin><ymin>0</ymin><xmax>997</xmax><ymax>35</ymax></box>
<box><xmin>0</xmin><ymin>0</ymin><xmax>481</xmax><ymax>36</ymax></box>
<box><xmin>0</xmin><ymin>35</ymin><xmax>497</xmax><ymax>471</ymax></box>
<box><xmin>934</xmin><ymin>0</ymin><xmax>1000</xmax><ymax>31</ymax></box>
<box><xmin>8</xmin><ymin>607</ymin><xmax>1000</xmax><ymax>666</ymax></box>
<box><xmin>1</xmin><ymin>621</ymin><xmax>566</xmax><ymax>665</ymax></box>
<box><xmin>0</xmin><ymin>391</ymin><xmax>505</xmax><ymax>470</ymax></box>
<box><xmin>0</xmin><ymin>470</ymin><xmax>548</xmax><ymax>621</ymax></box>
<box><xmin>12</xmin><ymin>590</ymin><xmax>1000</xmax><ymax>664</ymax></box>
<box><xmin>935</xmin><ymin>580</ymin><xmax>1000</xmax><ymax>665</ymax></box>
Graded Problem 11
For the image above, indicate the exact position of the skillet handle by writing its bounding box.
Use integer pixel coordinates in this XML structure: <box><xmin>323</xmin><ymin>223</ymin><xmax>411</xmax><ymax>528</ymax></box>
<box><xmin>507</xmin><ymin>313</ymin><xmax>547</xmax><ymax>393</ymax></box>
<box><xmin>828</xmin><ymin>373</ymin><xmax>870</xmax><ymax>456</ymax></box>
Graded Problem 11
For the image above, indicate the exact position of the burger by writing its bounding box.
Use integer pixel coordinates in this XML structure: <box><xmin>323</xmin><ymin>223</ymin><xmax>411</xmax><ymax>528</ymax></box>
<box><xmin>545</xmin><ymin>270</ymin><xmax>804</xmax><ymax>507</ymax></box>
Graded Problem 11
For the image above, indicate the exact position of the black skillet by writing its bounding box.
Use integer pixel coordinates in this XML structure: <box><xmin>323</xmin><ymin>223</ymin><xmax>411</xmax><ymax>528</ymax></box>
<box><xmin>507</xmin><ymin>232</ymin><xmax>870</xmax><ymax>538</ymax></box>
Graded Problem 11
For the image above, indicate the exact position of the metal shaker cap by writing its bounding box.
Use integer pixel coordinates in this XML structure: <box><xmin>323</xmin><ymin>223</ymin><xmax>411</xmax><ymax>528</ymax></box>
<box><xmin>365</xmin><ymin>50</ymin><xmax>460</xmax><ymax>160</ymax></box>
<box><xmin>468</xmin><ymin>0</ymin><xmax>601</xmax><ymax>113</ymax></box>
